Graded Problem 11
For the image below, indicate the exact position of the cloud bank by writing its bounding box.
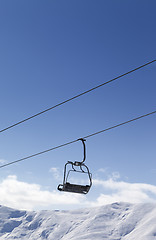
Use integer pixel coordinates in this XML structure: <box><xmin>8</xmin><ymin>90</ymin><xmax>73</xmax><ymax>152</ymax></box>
<box><xmin>93</xmin><ymin>178</ymin><xmax>156</xmax><ymax>205</ymax></box>
<box><xmin>0</xmin><ymin>175</ymin><xmax>85</xmax><ymax>210</ymax></box>
<box><xmin>0</xmin><ymin>175</ymin><xmax>156</xmax><ymax>211</ymax></box>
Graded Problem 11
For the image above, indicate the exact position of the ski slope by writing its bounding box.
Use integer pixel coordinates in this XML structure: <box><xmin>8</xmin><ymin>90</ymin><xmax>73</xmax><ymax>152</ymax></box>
<box><xmin>0</xmin><ymin>202</ymin><xmax>156</xmax><ymax>239</ymax></box>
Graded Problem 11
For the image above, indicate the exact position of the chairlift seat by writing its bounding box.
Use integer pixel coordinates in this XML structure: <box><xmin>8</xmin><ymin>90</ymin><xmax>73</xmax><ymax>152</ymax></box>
<box><xmin>58</xmin><ymin>182</ymin><xmax>91</xmax><ymax>194</ymax></box>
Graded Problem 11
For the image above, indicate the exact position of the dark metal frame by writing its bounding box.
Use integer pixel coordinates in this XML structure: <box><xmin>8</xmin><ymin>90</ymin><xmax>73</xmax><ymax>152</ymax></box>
<box><xmin>57</xmin><ymin>139</ymin><xmax>92</xmax><ymax>194</ymax></box>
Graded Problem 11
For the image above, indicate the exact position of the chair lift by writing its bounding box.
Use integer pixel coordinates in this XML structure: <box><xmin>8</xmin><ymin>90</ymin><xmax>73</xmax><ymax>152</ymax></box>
<box><xmin>57</xmin><ymin>138</ymin><xmax>92</xmax><ymax>194</ymax></box>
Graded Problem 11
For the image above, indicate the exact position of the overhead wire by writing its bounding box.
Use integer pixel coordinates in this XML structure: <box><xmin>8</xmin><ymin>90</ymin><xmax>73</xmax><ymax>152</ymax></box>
<box><xmin>0</xmin><ymin>109</ymin><xmax>156</xmax><ymax>169</ymax></box>
<box><xmin>0</xmin><ymin>59</ymin><xmax>155</xmax><ymax>134</ymax></box>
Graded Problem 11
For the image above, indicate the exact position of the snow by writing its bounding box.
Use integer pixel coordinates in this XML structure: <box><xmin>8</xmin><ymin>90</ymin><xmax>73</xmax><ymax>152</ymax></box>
<box><xmin>0</xmin><ymin>202</ymin><xmax>156</xmax><ymax>239</ymax></box>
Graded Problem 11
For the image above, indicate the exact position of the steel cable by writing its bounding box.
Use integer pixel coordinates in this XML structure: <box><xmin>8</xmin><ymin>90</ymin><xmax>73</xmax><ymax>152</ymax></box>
<box><xmin>0</xmin><ymin>110</ymin><xmax>156</xmax><ymax>169</ymax></box>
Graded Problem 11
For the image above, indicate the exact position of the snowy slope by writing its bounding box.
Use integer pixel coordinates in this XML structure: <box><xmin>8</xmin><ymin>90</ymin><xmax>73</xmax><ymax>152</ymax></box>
<box><xmin>0</xmin><ymin>203</ymin><xmax>156</xmax><ymax>239</ymax></box>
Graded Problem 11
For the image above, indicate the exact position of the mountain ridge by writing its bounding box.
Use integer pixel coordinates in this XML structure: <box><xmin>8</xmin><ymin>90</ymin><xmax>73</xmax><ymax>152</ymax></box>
<box><xmin>0</xmin><ymin>202</ymin><xmax>156</xmax><ymax>239</ymax></box>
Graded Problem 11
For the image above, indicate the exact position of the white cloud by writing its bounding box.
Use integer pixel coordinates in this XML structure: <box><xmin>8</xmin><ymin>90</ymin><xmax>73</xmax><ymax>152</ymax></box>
<box><xmin>1</xmin><ymin>175</ymin><xmax>156</xmax><ymax>211</ymax></box>
<box><xmin>0</xmin><ymin>175</ymin><xmax>86</xmax><ymax>211</ymax></box>
<box><xmin>0</xmin><ymin>159</ymin><xmax>7</xmax><ymax>164</ymax></box>
<box><xmin>109</xmin><ymin>171</ymin><xmax>120</xmax><ymax>180</ymax></box>
<box><xmin>49</xmin><ymin>167</ymin><xmax>61</xmax><ymax>180</ymax></box>
<box><xmin>97</xmin><ymin>168</ymin><xmax>120</xmax><ymax>180</ymax></box>
<box><xmin>92</xmin><ymin>178</ymin><xmax>156</xmax><ymax>206</ymax></box>
<box><xmin>98</xmin><ymin>168</ymin><xmax>108</xmax><ymax>173</ymax></box>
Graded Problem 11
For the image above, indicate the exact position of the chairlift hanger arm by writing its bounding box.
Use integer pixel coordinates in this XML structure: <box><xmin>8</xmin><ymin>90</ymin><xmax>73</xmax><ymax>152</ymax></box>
<box><xmin>75</xmin><ymin>138</ymin><xmax>86</xmax><ymax>164</ymax></box>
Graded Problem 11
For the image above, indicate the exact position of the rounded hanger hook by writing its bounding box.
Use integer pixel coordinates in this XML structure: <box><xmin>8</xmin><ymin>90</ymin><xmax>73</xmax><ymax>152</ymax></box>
<box><xmin>77</xmin><ymin>138</ymin><xmax>86</xmax><ymax>164</ymax></box>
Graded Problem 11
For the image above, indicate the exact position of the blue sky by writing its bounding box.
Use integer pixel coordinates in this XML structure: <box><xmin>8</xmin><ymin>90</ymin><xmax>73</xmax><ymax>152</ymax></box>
<box><xmin>0</xmin><ymin>0</ymin><xmax>156</xmax><ymax>210</ymax></box>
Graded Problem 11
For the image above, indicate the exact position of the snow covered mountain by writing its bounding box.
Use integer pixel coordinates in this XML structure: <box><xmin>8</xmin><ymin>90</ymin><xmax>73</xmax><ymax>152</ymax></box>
<box><xmin>0</xmin><ymin>202</ymin><xmax>156</xmax><ymax>239</ymax></box>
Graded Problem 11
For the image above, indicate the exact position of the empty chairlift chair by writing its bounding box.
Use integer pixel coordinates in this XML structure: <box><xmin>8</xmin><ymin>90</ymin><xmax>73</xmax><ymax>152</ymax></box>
<box><xmin>57</xmin><ymin>138</ymin><xmax>92</xmax><ymax>194</ymax></box>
